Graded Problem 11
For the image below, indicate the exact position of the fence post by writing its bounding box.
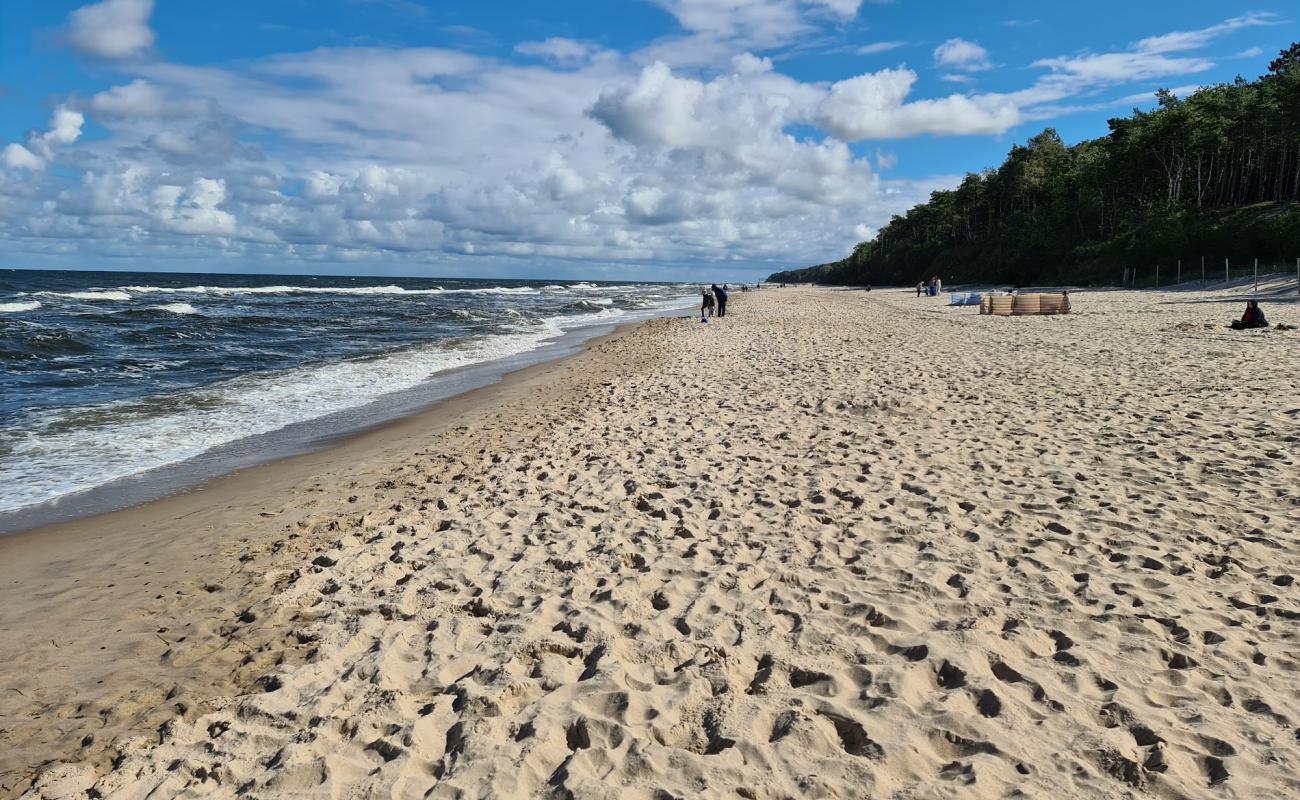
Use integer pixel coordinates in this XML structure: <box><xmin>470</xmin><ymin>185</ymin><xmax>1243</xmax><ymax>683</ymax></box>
<box><xmin>1177</xmin><ymin>259</ymin><xmax>1181</xmax><ymax>286</ymax></box>
<box><xmin>1296</xmin><ymin>257</ymin><xmax>1299</xmax><ymax>295</ymax></box>
<box><xmin>1201</xmin><ymin>255</ymin><xmax>1205</xmax><ymax>286</ymax></box>
<box><xmin>1254</xmin><ymin>257</ymin><xmax>1259</xmax><ymax>294</ymax></box>
<box><xmin>1225</xmin><ymin>258</ymin><xmax>1229</xmax><ymax>286</ymax></box>
<box><xmin>1155</xmin><ymin>264</ymin><xmax>1159</xmax><ymax>289</ymax></box>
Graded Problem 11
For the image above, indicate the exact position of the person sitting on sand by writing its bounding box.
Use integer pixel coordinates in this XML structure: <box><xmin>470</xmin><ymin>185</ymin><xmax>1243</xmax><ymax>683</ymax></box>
<box><xmin>701</xmin><ymin>288</ymin><xmax>715</xmax><ymax>319</ymax></box>
<box><xmin>1230</xmin><ymin>300</ymin><xmax>1268</xmax><ymax>330</ymax></box>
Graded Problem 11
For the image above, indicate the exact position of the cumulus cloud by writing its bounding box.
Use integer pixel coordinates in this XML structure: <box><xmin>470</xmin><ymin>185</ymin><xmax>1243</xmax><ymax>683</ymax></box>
<box><xmin>66</xmin><ymin>0</ymin><xmax>155</xmax><ymax>59</ymax></box>
<box><xmin>592</xmin><ymin>59</ymin><xmax>1017</xmax><ymax>148</ymax></box>
<box><xmin>153</xmin><ymin>178</ymin><xmax>237</xmax><ymax>236</ymax></box>
<box><xmin>1</xmin><ymin>105</ymin><xmax>85</xmax><ymax>170</ymax></box>
<box><xmin>818</xmin><ymin>69</ymin><xmax>1019</xmax><ymax>138</ymax></box>
<box><xmin>933</xmin><ymin>38</ymin><xmax>992</xmax><ymax>72</ymax></box>
<box><xmin>2</xmin><ymin>144</ymin><xmax>45</xmax><ymax>171</ymax></box>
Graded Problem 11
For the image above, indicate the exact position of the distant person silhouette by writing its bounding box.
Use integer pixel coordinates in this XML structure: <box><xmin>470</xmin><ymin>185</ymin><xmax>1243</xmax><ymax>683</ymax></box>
<box><xmin>712</xmin><ymin>283</ymin><xmax>728</xmax><ymax>317</ymax></box>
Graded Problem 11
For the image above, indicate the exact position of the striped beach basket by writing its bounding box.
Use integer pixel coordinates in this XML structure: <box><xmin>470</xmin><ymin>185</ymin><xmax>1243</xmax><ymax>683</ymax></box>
<box><xmin>1012</xmin><ymin>294</ymin><xmax>1042</xmax><ymax>315</ymax></box>
<box><xmin>1039</xmin><ymin>292</ymin><xmax>1071</xmax><ymax>314</ymax></box>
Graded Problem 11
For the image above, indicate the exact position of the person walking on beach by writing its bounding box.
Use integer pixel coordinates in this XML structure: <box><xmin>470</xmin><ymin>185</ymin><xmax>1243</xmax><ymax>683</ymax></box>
<box><xmin>916</xmin><ymin>281</ymin><xmax>924</xmax><ymax>297</ymax></box>
<box><xmin>701</xmin><ymin>287</ymin><xmax>715</xmax><ymax>319</ymax></box>
<box><xmin>712</xmin><ymin>283</ymin><xmax>728</xmax><ymax>317</ymax></box>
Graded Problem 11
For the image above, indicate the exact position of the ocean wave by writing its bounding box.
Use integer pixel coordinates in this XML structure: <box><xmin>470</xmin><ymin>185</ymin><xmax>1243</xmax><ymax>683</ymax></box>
<box><xmin>120</xmin><ymin>284</ymin><xmax>541</xmax><ymax>297</ymax></box>
<box><xmin>39</xmin><ymin>290</ymin><xmax>132</xmax><ymax>301</ymax></box>
<box><xmin>0</xmin><ymin>329</ymin><xmax>93</xmax><ymax>359</ymax></box>
<box><xmin>0</xmin><ymin>325</ymin><xmax>576</xmax><ymax>513</ymax></box>
<box><xmin>0</xmin><ymin>301</ymin><xmax>41</xmax><ymax>313</ymax></box>
<box><xmin>149</xmin><ymin>303</ymin><xmax>200</xmax><ymax>315</ymax></box>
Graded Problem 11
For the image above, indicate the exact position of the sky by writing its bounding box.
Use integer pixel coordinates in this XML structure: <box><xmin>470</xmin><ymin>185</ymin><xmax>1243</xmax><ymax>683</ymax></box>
<box><xmin>0</xmin><ymin>1</ymin><xmax>1293</xmax><ymax>282</ymax></box>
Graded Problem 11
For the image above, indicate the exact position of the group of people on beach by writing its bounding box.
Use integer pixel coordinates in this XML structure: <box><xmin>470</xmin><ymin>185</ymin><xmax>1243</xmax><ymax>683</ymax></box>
<box><xmin>916</xmin><ymin>276</ymin><xmax>943</xmax><ymax>297</ymax></box>
<box><xmin>700</xmin><ymin>284</ymin><xmax>729</xmax><ymax>319</ymax></box>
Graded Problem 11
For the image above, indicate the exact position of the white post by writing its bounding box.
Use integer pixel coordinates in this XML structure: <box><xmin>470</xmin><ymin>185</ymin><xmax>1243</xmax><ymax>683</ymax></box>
<box><xmin>1225</xmin><ymin>258</ymin><xmax>1229</xmax><ymax>286</ymax></box>
<box><xmin>1254</xmin><ymin>257</ymin><xmax>1259</xmax><ymax>294</ymax></box>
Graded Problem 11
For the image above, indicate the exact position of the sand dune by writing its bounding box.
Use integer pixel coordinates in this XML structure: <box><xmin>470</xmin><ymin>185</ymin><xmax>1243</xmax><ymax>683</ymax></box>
<box><xmin>7</xmin><ymin>286</ymin><xmax>1299</xmax><ymax>799</ymax></box>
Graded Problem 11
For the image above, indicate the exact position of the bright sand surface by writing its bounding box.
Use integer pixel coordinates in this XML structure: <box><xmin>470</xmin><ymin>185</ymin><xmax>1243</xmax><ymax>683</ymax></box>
<box><xmin>3</xmin><ymin>285</ymin><xmax>1299</xmax><ymax>799</ymax></box>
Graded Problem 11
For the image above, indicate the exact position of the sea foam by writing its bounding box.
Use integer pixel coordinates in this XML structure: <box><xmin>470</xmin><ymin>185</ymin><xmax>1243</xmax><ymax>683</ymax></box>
<box><xmin>0</xmin><ymin>301</ymin><xmax>42</xmax><ymax>313</ymax></box>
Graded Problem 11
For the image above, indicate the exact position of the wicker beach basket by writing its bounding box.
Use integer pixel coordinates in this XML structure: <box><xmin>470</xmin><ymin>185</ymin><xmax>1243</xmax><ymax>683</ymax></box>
<box><xmin>979</xmin><ymin>294</ymin><xmax>992</xmax><ymax>315</ymax></box>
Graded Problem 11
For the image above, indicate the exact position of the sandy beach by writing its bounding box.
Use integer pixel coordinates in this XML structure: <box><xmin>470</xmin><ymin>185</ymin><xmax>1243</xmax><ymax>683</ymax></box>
<box><xmin>4</xmin><ymin>285</ymin><xmax>1299</xmax><ymax>799</ymax></box>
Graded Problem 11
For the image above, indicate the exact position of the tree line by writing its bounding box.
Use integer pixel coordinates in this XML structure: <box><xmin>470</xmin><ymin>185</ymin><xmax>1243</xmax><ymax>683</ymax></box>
<box><xmin>769</xmin><ymin>44</ymin><xmax>1300</xmax><ymax>287</ymax></box>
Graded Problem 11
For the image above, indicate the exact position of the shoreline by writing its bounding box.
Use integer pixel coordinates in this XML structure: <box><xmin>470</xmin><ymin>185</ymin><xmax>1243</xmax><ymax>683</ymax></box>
<box><xmin>0</xmin><ymin>302</ymin><xmax>691</xmax><ymax>536</ymax></box>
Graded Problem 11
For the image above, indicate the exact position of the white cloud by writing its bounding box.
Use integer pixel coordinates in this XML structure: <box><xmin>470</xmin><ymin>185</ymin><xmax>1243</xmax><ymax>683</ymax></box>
<box><xmin>1134</xmin><ymin>12</ymin><xmax>1277</xmax><ymax>55</ymax></box>
<box><xmin>88</xmin><ymin>79</ymin><xmax>168</xmax><ymax>116</ymax></box>
<box><xmin>933</xmin><ymin>38</ymin><xmax>991</xmax><ymax>72</ymax></box>
<box><xmin>638</xmin><ymin>0</ymin><xmax>864</xmax><ymax>67</ymax></box>
<box><xmin>154</xmin><ymin>178</ymin><xmax>238</xmax><ymax>236</ymax></box>
<box><xmin>856</xmin><ymin>41</ymin><xmax>906</xmax><ymax>56</ymax></box>
<box><xmin>592</xmin><ymin>59</ymin><xmax>1017</xmax><ymax>149</ymax></box>
<box><xmin>1031</xmin><ymin>51</ymin><xmax>1213</xmax><ymax>85</ymax></box>
<box><xmin>515</xmin><ymin>38</ymin><xmax>598</xmax><ymax>66</ymax></box>
<box><xmin>816</xmin><ymin>68</ymin><xmax>1018</xmax><ymax>139</ymax></box>
<box><xmin>1020</xmin><ymin>12</ymin><xmax>1277</xmax><ymax>107</ymax></box>
<box><xmin>2</xmin><ymin>144</ymin><xmax>45</xmax><ymax>171</ymax></box>
<box><xmin>0</xmin><ymin>105</ymin><xmax>85</xmax><ymax>170</ymax></box>
<box><xmin>66</xmin><ymin>0</ymin><xmax>155</xmax><ymax>59</ymax></box>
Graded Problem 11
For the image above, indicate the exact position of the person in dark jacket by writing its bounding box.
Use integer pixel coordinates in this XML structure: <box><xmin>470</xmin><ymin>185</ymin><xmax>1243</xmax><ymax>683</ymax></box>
<box><xmin>1230</xmin><ymin>300</ymin><xmax>1268</xmax><ymax>329</ymax></box>
<box><xmin>712</xmin><ymin>283</ymin><xmax>728</xmax><ymax>317</ymax></box>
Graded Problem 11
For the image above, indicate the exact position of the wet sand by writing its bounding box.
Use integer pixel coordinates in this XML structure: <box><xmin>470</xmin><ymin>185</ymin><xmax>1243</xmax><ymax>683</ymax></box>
<box><xmin>5</xmin><ymin>286</ymin><xmax>1299</xmax><ymax>799</ymax></box>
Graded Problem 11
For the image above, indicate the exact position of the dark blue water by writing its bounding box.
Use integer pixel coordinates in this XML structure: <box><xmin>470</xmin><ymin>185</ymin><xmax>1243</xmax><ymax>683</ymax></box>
<box><xmin>0</xmin><ymin>269</ymin><xmax>691</xmax><ymax>513</ymax></box>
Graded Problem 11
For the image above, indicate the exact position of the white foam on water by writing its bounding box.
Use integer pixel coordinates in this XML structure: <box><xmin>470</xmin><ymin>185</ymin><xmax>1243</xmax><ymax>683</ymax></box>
<box><xmin>0</xmin><ymin>301</ymin><xmax>41</xmax><ymax>313</ymax></box>
<box><xmin>120</xmin><ymin>284</ymin><xmax>542</xmax><ymax>297</ymax></box>
<box><xmin>40</xmin><ymin>290</ymin><xmax>132</xmax><ymax>301</ymax></box>
<box><xmin>150</xmin><ymin>303</ymin><xmax>199</xmax><ymax>315</ymax></box>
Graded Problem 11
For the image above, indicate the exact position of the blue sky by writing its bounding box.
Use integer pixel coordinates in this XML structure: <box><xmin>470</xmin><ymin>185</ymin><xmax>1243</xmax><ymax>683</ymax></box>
<box><xmin>0</xmin><ymin>1</ymin><xmax>1292</xmax><ymax>281</ymax></box>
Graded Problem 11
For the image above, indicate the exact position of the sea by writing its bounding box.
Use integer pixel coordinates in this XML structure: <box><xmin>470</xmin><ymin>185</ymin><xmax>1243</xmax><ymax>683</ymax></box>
<box><xmin>0</xmin><ymin>269</ymin><xmax>694</xmax><ymax>527</ymax></box>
